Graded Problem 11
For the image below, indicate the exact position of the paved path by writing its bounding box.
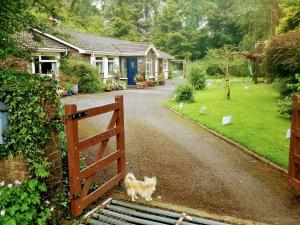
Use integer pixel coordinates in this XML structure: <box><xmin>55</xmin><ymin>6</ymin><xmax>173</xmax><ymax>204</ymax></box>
<box><xmin>62</xmin><ymin>80</ymin><xmax>300</xmax><ymax>225</ymax></box>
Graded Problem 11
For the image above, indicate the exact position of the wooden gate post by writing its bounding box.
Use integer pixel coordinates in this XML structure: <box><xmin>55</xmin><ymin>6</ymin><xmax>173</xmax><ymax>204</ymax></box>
<box><xmin>288</xmin><ymin>94</ymin><xmax>300</xmax><ymax>192</ymax></box>
<box><xmin>115</xmin><ymin>95</ymin><xmax>126</xmax><ymax>177</ymax></box>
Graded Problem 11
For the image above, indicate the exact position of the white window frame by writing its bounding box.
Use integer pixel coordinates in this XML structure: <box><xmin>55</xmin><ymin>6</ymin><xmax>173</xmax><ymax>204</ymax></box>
<box><xmin>146</xmin><ymin>58</ymin><xmax>153</xmax><ymax>79</ymax></box>
<box><xmin>32</xmin><ymin>55</ymin><xmax>59</xmax><ymax>78</ymax></box>
<box><xmin>163</xmin><ymin>60</ymin><xmax>168</xmax><ymax>71</ymax></box>
<box><xmin>94</xmin><ymin>57</ymin><xmax>104</xmax><ymax>77</ymax></box>
<box><xmin>108</xmin><ymin>57</ymin><xmax>115</xmax><ymax>76</ymax></box>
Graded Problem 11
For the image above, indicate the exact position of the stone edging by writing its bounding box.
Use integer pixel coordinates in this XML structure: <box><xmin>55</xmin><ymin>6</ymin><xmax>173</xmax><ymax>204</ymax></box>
<box><xmin>167</xmin><ymin>107</ymin><xmax>288</xmax><ymax>175</ymax></box>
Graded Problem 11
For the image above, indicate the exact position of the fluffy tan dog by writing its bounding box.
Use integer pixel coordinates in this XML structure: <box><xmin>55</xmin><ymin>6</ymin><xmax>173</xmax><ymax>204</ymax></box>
<box><xmin>124</xmin><ymin>173</ymin><xmax>157</xmax><ymax>201</ymax></box>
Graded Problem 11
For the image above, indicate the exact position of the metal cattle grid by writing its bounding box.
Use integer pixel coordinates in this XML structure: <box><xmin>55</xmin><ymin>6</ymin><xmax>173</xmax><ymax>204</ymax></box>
<box><xmin>81</xmin><ymin>198</ymin><xmax>231</xmax><ymax>225</ymax></box>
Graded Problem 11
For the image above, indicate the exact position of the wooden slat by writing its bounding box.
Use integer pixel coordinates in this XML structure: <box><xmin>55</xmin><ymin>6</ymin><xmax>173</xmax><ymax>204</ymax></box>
<box><xmin>294</xmin><ymin>102</ymin><xmax>300</xmax><ymax>111</ymax></box>
<box><xmin>288</xmin><ymin>178</ymin><xmax>300</xmax><ymax>190</ymax></box>
<box><xmin>65</xmin><ymin>104</ymin><xmax>81</xmax><ymax>195</ymax></box>
<box><xmin>77</xmin><ymin>173</ymin><xmax>123</xmax><ymax>212</ymax></box>
<box><xmin>292</xmin><ymin>128</ymin><xmax>300</xmax><ymax>138</ymax></box>
<box><xmin>80</xmin><ymin>110</ymin><xmax>120</xmax><ymax>198</ymax></box>
<box><xmin>80</xmin><ymin>150</ymin><xmax>125</xmax><ymax>180</ymax></box>
<box><xmin>78</xmin><ymin>126</ymin><xmax>123</xmax><ymax>151</ymax></box>
<box><xmin>67</xmin><ymin>102</ymin><xmax>120</xmax><ymax>121</ymax></box>
<box><xmin>291</xmin><ymin>154</ymin><xmax>300</xmax><ymax>165</ymax></box>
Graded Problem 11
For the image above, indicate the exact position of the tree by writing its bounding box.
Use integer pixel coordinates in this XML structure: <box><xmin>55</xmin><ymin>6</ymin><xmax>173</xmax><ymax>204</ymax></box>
<box><xmin>0</xmin><ymin>0</ymin><xmax>62</xmax><ymax>60</ymax></box>
<box><xmin>205</xmin><ymin>45</ymin><xmax>244</xmax><ymax>99</ymax></box>
<box><xmin>277</xmin><ymin>0</ymin><xmax>300</xmax><ymax>33</ymax></box>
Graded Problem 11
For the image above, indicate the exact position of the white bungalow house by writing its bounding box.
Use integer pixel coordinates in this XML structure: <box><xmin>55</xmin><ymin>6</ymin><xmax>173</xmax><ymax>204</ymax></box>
<box><xmin>28</xmin><ymin>29</ymin><xmax>173</xmax><ymax>85</ymax></box>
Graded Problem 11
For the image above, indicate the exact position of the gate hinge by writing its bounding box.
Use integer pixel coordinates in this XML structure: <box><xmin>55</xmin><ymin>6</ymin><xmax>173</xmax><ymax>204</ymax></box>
<box><xmin>67</xmin><ymin>111</ymin><xmax>87</xmax><ymax>120</ymax></box>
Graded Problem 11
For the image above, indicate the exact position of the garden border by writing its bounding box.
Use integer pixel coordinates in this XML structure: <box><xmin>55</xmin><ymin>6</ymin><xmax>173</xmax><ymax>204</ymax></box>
<box><xmin>167</xmin><ymin>107</ymin><xmax>288</xmax><ymax>174</ymax></box>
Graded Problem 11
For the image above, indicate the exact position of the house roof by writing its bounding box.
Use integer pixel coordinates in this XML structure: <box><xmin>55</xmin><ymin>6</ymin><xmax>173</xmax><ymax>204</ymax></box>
<box><xmin>33</xmin><ymin>29</ymin><xmax>173</xmax><ymax>59</ymax></box>
<box><xmin>38</xmin><ymin>34</ymin><xmax>68</xmax><ymax>50</ymax></box>
<box><xmin>13</xmin><ymin>32</ymin><xmax>68</xmax><ymax>52</ymax></box>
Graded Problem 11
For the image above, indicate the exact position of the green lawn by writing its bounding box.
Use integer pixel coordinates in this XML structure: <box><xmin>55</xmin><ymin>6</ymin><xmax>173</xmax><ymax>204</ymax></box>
<box><xmin>166</xmin><ymin>78</ymin><xmax>291</xmax><ymax>169</ymax></box>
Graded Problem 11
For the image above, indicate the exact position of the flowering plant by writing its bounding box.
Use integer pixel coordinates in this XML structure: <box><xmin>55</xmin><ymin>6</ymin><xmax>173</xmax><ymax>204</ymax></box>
<box><xmin>0</xmin><ymin>179</ymin><xmax>52</xmax><ymax>225</ymax></box>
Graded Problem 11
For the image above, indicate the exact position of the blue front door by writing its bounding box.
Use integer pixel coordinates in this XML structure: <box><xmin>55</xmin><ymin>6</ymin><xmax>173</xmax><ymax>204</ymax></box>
<box><xmin>127</xmin><ymin>57</ymin><xmax>138</xmax><ymax>85</ymax></box>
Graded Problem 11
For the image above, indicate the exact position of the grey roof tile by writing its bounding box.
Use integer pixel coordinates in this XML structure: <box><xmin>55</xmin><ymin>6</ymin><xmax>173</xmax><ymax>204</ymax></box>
<box><xmin>26</xmin><ymin>29</ymin><xmax>173</xmax><ymax>58</ymax></box>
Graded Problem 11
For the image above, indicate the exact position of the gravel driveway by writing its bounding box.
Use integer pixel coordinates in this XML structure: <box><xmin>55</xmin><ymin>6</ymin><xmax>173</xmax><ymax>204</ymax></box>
<box><xmin>62</xmin><ymin>79</ymin><xmax>300</xmax><ymax>225</ymax></box>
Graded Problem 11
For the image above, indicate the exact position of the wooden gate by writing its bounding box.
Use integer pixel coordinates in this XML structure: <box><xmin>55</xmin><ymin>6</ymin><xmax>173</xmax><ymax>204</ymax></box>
<box><xmin>288</xmin><ymin>95</ymin><xmax>300</xmax><ymax>192</ymax></box>
<box><xmin>64</xmin><ymin>95</ymin><xmax>126</xmax><ymax>217</ymax></box>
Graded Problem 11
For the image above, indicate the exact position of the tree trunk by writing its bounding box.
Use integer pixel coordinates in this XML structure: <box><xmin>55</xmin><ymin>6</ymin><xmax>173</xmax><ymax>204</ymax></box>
<box><xmin>225</xmin><ymin>76</ymin><xmax>230</xmax><ymax>100</ymax></box>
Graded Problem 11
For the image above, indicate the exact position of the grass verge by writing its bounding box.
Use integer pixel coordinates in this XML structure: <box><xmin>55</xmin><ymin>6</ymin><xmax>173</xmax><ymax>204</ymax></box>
<box><xmin>165</xmin><ymin>78</ymin><xmax>291</xmax><ymax>169</ymax></box>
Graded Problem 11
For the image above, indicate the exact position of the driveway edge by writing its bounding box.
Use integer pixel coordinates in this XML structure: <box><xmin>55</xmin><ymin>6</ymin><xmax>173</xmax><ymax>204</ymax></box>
<box><xmin>167</xmin><ymin>107</ymin><xmax>288</xmax><ymax>175</ymax></box>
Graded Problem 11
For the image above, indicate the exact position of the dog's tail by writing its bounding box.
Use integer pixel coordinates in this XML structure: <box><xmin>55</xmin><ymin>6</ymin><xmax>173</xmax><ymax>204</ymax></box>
<box><xmin>124</xmin><ymin>173</ymin><xmax>136</xmax><ymax>187</ymax></box>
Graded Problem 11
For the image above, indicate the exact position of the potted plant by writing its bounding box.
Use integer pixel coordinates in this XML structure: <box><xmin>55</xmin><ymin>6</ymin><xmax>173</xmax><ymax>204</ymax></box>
<box><xmin>66</xmin><ymin>83</ymin><xmax>73</xmax><ymax>96</ymax></box>
<box><xmin>134</xmin><ymin>74</ymin><xmax>145</xmax><ymax>89</ymax></box>
<box><xmin>104</xmin><ymin>78</ymin><xmax>117</xmax><ymax>92</ymax></box>
<box><xmin>158</xmin><ymin>74</ymin><xmax>165</xmax><ymax>85</ymax></box>
<box><xmin>70</xmin><ymin>77</ymin><xmax>80</xmax><ymax>95</ymax></box>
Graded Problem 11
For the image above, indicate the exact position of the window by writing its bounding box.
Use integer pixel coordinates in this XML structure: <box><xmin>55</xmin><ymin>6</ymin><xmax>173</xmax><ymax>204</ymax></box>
<box><xmin>146</xmin><ymin>58</ymin><xmax>152</xmax><ymax>78</ymax></box>
<box><xmin>108</xmin><ymin>58</ymin><xmax>115</xmax><ymax>75</ymax></box>
<box><xmin>33</xmin><ymin>55</ymin><xmax>58</xmax><ymax>77</ymax></box>
<box><xmin>120</xmin><ymin>58</ymin><xmax>127</xmax><ymax>77</ymax></box>
<box><xmin>163</xmin><ymin>60</ymin><xmax>168</xmax><ymax>71</ymax></box>
<box><xmin>94</xmin><ymin>57</ymin><xmax>104</xmax><ymax>77</ymax></box>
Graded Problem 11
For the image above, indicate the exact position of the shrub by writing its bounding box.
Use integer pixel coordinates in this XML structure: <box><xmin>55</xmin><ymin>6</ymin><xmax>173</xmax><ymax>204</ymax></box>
<box><xmin>0</xmin><ymin>179</ymin><xmax>52</xmax><ymax>225</ymax></box>
<box><xmin>134</xmin><ymin>74</ymin><xmax>145</xmax><ymax>82</ymax></box>
<box><xmin>187</xmin><ymin>62</ymin><xmax>206</xmax><ymax>90</ymax></box>
<box><xmin>60</xmin><ymin>58</ymin><xmax>104</xmax><ymax>93</ymax></box>
<box><xmin>264</xmin><ymin>32</ymin><xmax>300</xmax><ymax>78</ymax></box>
<box><xmin>175</xmin><ymin>82</ymin><xmax>194</xmax><ymax>102</ymax></box>
<box><xmin>206</xmin><ymin>64</ymin><xmax>222</xmax><ymax>77</ymax></box>
<box><xmin>230</xmin><ymin>61</ymin><xmax>248</xmax><ymax>77</ymax></box>
<box><xmin>104</xmin><ymin>78</ymin><xmax>117</xmax><ymax>91</ymax></box>
<box><xmin>278</xmin><ymin>96</ymin><xmax>292</xmax><ymax>117</ymax></box>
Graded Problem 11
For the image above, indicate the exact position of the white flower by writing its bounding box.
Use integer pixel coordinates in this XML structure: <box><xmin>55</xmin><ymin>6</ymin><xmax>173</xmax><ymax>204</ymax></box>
<box><xmin>45</xmin><ymin>200</ymin><xmax>50</xmax><ymax>204</ymax></box>
<box><xmin>14</xmin><ymin>180</ymin><xmax>22</xmax><ymax>185</ymax></box>
<box><xmin>0</xmin><ymin>181</ymin><xmax>5</xmax><ymax>187</ymax></box>
<box><xmin>7</xmin><ymin>184</ymin><xmax>13</xmax><ymax>188</ymax></box>
<box><xmin>50</xmin><ymin>207</ymin><xmax>54</xmax><ymax>212</ymax></box>
<box><xmin>0</xmin><ymin>210</ymin><xmax>5</xmax><ymax>216</ymax></box>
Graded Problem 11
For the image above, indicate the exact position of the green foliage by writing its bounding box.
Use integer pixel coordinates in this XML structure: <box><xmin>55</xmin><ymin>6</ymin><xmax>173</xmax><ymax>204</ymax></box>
<box><xmin>0</xmin><ymin>179</ymin><xmax>52</xmax><ymax>225</ymax></box>
<box><xmin>0</xmin><ymin>71</ymin><xmax>62</xmax><ymax>177</ymax></box>
<box><xmin>0</xmin><ymin>0</ymin><xmax>54</xmax><ymax>59</ymax></box>
<box><xmin>264</xmin><ymin>32</ymin><xmax>300</xmax><ymax>78</ymax></box>
<box><xmin>158</xmin><ymin>74</ymin><xmax>164</xmax><ymax>81</ymax></box>
<box><xmin>104</xmin><ymin>78</ymin><xmax>117</xmax><ymax>92</ymax></box>
<box><xmin>60</xmin><ymin>58</ymin><xmax>104</xmax><ymax>93</ymax></box>
<box><xmin>0</xmin><ymin>71</ymin><xmax>64</xmax><ymax>224</ymax></box>
<box><xmin>230</xmin><ymin>0</ymin><xmax>281</xmax><ymax>50</ymax></box>
<box><xmin>277</xmin><ymin>0</ymin><xmax>300</xmax><ymax>33</ymax></box>
<box><xmin>278</xmin><ymin>96</ymin><xmax>292</xmax><ymax>118</ymax></box>
<box><xmin>187</xmin><ymin>62</ymin><xmax>207</xmax><ymax>90</ymax></box>
<box><xmin>134</xmin><ymin>74</ymin><xmax>145</xmax><ymax>82</ymax></box>
<box><xmin>175</xmin><ymin>82</ymin><xmax>194</xmax><ymax>102</ymax></box>
<box><xmin>275</xmin><ymin>74</ymin><xmax>300</xmax><ymax>117</ymax></box>
<box><xmin>204</xmin><ymin>46</ymin><xmax>246</xmax><ymax>77</ymax></box>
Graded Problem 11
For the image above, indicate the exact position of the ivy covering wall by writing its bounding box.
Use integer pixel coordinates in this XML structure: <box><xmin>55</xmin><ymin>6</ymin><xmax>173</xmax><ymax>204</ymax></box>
<box><xmin>0</xmin><ymin>71</ymin><xmax>67</xmax><ymax>224</ymax></box>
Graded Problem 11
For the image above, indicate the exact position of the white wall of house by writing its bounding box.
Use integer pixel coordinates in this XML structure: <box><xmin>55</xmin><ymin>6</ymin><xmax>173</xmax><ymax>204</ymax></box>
<box><xmin>103</xmin><ymin>56</ymin><xmax>109</xmax><ymax>78</ymax></box>
<box><xmin>163</xmin><ymin>59</ymin><xmax>169</xmax><ymax>79</ymax></box>
<box><xmin>155</xmin><ymin>58</ymin><xmax>159</xmax><ymax>80</ymax></box>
